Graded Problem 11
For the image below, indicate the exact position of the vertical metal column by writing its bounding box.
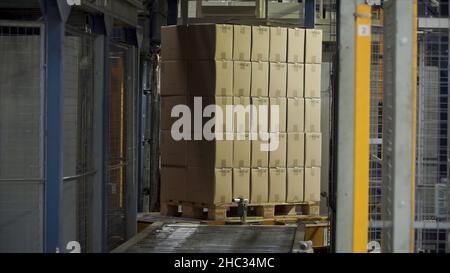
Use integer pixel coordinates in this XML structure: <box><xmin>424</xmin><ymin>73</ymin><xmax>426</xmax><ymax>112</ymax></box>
<box><xmin>335</xmin><ymin>0</ymin><xmax>370</xmax><ymax>253</ymax></box>
<box><xmin>382</xmin><ymin>0</ymin><xmax>416</xmax><ymax>253</ymax></box>
<box><xmin>335</xmin><ymin>0</ymin><xmax>356</xmax><ymax>253</ymax></box>
<box><xmin>41</xmin><ymin>0</ymin><xmax>69</xmax><ymax>253</ymax></box>
<box><xmin>305</xmin><ymin>0</ymin><xmax>316</xmax><ymax>29</ymax></box>
<box><xmin>167</xmin><ymin>0</ymin><xmax>178</xmax><ymax>25</ymax></box>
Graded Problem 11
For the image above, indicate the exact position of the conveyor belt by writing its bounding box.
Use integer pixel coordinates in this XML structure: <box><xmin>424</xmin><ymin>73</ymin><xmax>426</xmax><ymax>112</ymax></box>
<box><xmin>114</xmin><ymin>223</ymin><xmax>298</xmax><ymax>253</ymax></box>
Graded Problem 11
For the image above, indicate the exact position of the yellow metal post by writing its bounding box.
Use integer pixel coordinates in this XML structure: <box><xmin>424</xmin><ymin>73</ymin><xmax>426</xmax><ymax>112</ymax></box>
<box><xmin>353</xmin><ymin>4</ymin><xmax>371</xmax><ymax>253</ymax></box>
<box><xmin>410</xmin><ymin>0</ymin><xmax>418</xmax><ymax>253</ymax></box>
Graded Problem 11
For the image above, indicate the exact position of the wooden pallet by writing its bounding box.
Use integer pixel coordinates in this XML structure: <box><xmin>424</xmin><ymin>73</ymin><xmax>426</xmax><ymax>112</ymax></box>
<box><xmin>161</xmin><ymin>200</ymin><xmax>320</xmax><ymax>221</ymax></box>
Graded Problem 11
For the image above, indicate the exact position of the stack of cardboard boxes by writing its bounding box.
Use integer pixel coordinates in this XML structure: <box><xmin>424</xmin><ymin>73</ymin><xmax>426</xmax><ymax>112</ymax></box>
<box><xmin>160</xmin><ymin>24</ymin><xmax>322</xmax><ymax>207</ymax></box>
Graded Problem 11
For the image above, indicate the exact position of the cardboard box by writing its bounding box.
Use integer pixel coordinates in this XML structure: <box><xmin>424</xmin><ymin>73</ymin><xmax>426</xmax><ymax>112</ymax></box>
<box><xmin>188</xmin><ymin>134</ymin><xmax>234</xmax><ymax>168</ymax></box>
<box><xmin>188</xmin><ymin>24</ymin><xmax>233</xmax><ymax>60</ymax></box>
<box><xmin>234</xmin><ymin>133</ymin><xmax>251</xmax><ymax>168</ymax></box>
<box><xmin>160</xmin><ymin>61</ymin><xmax>188</xmax><ymax>96</ymax></box>
<box><xmin>269</xmin><ymin>27</ymin><xmax>287</xmax><ymax>62</ymax></box>
<box><xmin>161</xmin><ymin>25</ymin><xmax>188</xmax><ymax>61</ymax></box>
<box><xmin>233</xmin><ymin>97</ymin><xmax>252</xmax><ymax>133</ymax></box>
<box><xmin>252</xmin><ymin>26</ymin><xmax>270</xmax><ymax>61</ymax></box>
<box><xmin>288</xmin><ymin>28</ymin><xmax>305</xmax><ymax>64</ymax></box>
<box><xmin>287</xmin><ymin>98</ymin><xmax>305</xmax><ymax>132</ymax></box>
<box><xmin>215</xmin><ymin>96</ymin><xmax>234</xmax><ymax>132</ymax></box>
<box><xmin>305</xmin><ymin>29</ymin><xmax>323</xmax><ymax>64</ymax></box>
<box><xmin>305</xmin><ymin>99</ymin><xmax>321</xmax><ymax>132</ymax></box>
<box><xmin>287</xmin><ymin>133</ymin><xmax>305</xmax><ymax>167</ymax></box>
<box><xmin>233</xmin><ymin>168</ymin><xmax>250</xmax><ymax>200</ymax></box>
<box><xmin>251</xmin><ymin>168</ymin><xmax>269</xmax><ymax>203</ymax></box>
<box><xmin>270</xmin><ymin>97</ymin><xmax>287</xmax><ymax>133</ymax></box>
<box><xmin>305</xmin><ymin>167</ymin><xmax>321</xmax><ymax>202</ymax></box>
<box><xmin>269</xmin><ymin>168</ymin><xmax>287</xmax><ymax>203</ymax></box>
<box><xmin>305</xmin><ymin>133</ymin><xmax>322</xmax><ymax>168</ymax></box>
<box><xmin>305</xmin><ymin>64</ymin><xmax>321</xmax><ymax>98</ymax></box>
<box><xmin>287</xmin><ymin>63</ymin><xmax>304</xmax><ymax>98</ymax></box>
<box><xmin>160</xmin><ymin>130</ymin><xmax>187</xmax><ymax>167</ymax></box>
<box><xmin>161</xmin><ymin>96</ymin><xmax>187</xmax><ymax>130</ymax></box>
<box><xmin>269</xmin><ymin>63</ymin><xmax>287</xmax><ymax>97</ymax></box>
<box><xmin>188</xmin><ymin>60</ymin><xmax>233</xmax><ymax>96</ymax></box>
<box><xmin>252</xmin><ymin>138</ymin><xmax>269</xmax><ymax>168</ymax></box>
<box><xmin>233</xmin><ymin>25</ymin><xmax>252</xmax><ymax>61</ymax></box>
<box><xmin>160</xmin><ymin>167</ymin><xmax>189</xmax><ymax>202</ymax></box>
<box><xmin>269</xmin><ymin>133</ymin><xmax>287</xmax><ymax>168</ymax></box>
<box><xmin>251</xmin><ymin>97</ymin><xmax>269</xmax><ymax>132</ymax></box>
<box><xmin>189</xmin><ymin>167</ymin><xmax>233</xmax><ymax>204</ymax></box>
<box><xmin>287</xmin><ymin>168</ymin><xmax>304</xmax><ymax>203</ymax></box>
<box><xmin>251</xmin><ymin>62</ymin><xmax>269</xmax><ymax>97</ymax></box>
<box><xmin>233</xmin><ymin>61</ymin><xmax>252</xmax><ymax>97</ymax></box>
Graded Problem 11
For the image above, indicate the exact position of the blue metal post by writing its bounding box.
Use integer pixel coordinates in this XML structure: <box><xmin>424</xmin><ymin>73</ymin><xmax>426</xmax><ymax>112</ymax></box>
<box><xmin>305</xmin><ymin>0</ymin><xmax>316</xmax><ymax>29</ymax></box>
<box><xmin>44</xmin><ymin>0</ymin><xmax>65</xmax><ymax>253</ymax></box>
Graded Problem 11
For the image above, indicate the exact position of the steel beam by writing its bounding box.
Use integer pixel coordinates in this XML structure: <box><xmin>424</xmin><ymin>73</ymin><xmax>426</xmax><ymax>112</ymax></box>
<box><xmin>304</xmin><ymin>0</ymin><xmax>316</xmax><ymax>28</ymax></box>
<box><xmin>335</xmin><ymin>0</ymin><xmax>370</xmax><ymax>253</ymax></box>
<box><xmin>41</xmin><ymin>0</ymin><xmax>67</xmax><ymax>253</ymax></box>
<box><xmin>381</xmin><ymin>0</ymin><xmax>416</xmax><ymax>253</ymax></box>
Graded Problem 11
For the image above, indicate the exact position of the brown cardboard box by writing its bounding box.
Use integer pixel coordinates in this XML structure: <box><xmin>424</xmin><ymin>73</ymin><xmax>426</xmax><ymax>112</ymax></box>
<box><xmin>160</xmin><ymin>167</ymin><xmax>189</xmax><ymax>202</ymax></box>
<box><xmin>251</xmin><ymin>168</ymin><xmax>269</xmax><ymax>203</ymax></box>
<box><xmin>233</xmin><ymin>97</ymin><xmax>252</xmax><ymax>133</ymax></box>
<box><xmin>188</xmin><ymin>60</ymin><xmax>233</xmax><ymax>96</ymax></box>
<box><xmin>188</xmin><ymin>133</ymin><xmax>234</xmax><ymax>168</ymax></box>
<box><xmin>161</xmin><ymin>96</ymin><xmax>187</xmax><ymax>130</ymax></box>
<box><xmin>233</xmin><ymin>61</ymin><xmax>252</xmax><ymax>97</ymax></box>
<box><xmin>188</xmin><ymin>24</ymin><xmax>233</xmax><ymax>60</ymax></box>
<box><xmin>234</xmin><ymin>133</ymin><xmax>251</xmax><ymax>168</ymax></box>
<box><xmin>251</xmin><ymin>62</ymin><xmax>269</xmax><ymax>97</ymax></box>
<box><xmin>215</xmin><ymin>96</ymin><xmax>234</xmax><ymax>132</ymax></box>
<box><xmin>269</xmin><ymin>27</ymin><xmax>287</xmax><ymax>62</ymax></box>
<box><xmin>189</xmin><ymin>167</ymin><xmax>233</xmax><ymax>204</ymax></box>
<box><xmin>270</xmin><ymin>97</ymin><xmax>287</xmax><ymax>133</ymax></box>
<box><xmin>269</xmin><ymin>133</ymin><xmax>287</xmax><ymax>168</ymax></box>
<box><xmin>161</xmin><ymin>25</ymin><xmax>189</xmax><ymax>61</ymax></box>
<box><xmin>287</xmin><ymin>63</ymin><xmax>304</xmax><ymax>98</ymax></box>
<box><xmin>251</xmin><ymin>138</ymin><xmax>269</xmax><ymax>168</ymax></box>
<box><xmin>269</xmin><ymin>168</ymin><xmax>287</xmax><ymax>203</ymax></box>
<box><xmin>233</xmin><ymin>168</ymin><xmax>250</xmax><ymax>199</ymax></box>
<box><xmin>305</xmin><ymin>167</ymin><xmax>321</xmax><ymax>202</ymax></box>
<box><xmin>305</xmin><ymin>133</ymin><xmax>322</xmax><ymax>168</ymax></box>
<box><xmin>288</xmin><ymin>28</ymin><xmax>305</xmax><ymax>64</ymax></box>
<box><xmin>305</xmin><ymin>64</ymin><xmax>321</xmax><ymax>98</ymax></box>
<box><xmin>251</xmin><ymin>97</ymin><xmax>269</xmax><ymax>132</ymax></box>
<box><xmin>252</xmin><ymin>26</ymin><xmax>270</xmax><ymax>61</ymax></box>
<box><xmin>269</xmin><ymin>63</ymin><xmax>287</xmax><ymax>97</ymax></box>
<box><xmin>161</xmin><ymin>61</ymin><xmax>188</xmax><ymax>96</ymax></box>
<box><xmin>233</xmin><ymin>25</ymin><xmax>252</xmax><ymax>61</ymax></box>
<box><xmin>160</xmin><ymin>130</ymin><xmax>187</xmax><ymax>167</ymax></box>
<box><xmin>287</xmin><ymin>168</ymin><xmax>304</xmax><ymax>203</ymax></box>
<box><xmin>305</xmin><ymin>29</ymin><xmax>323</xmax><ymax>64</ymax></box>
<box><xmin>305</xmin><ymin>99</ymin><xmax>321</xmax><ymax>132</ymax></box>
<box><xmin>287</xmin><ymin>98</ymin><xmax>305</xmax><ymax>132</ymax></box>
<box><xmin>287</xmin><ymin>133</ymin><xmax>305</xmax><ymax>168</ymax></box>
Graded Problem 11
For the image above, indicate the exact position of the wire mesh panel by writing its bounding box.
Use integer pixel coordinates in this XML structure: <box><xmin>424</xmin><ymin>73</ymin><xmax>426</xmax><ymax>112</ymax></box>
<box><xmin>0</xmin><ymin>22</ymin><xmax>44</xmax><ymax>253</ymax></box>
<box><xmin>61</xmin><ymin>30</ymin><xmax>95</xmax><ymax>253</ymax></box>
<box><xmin>368</xmin><ymin>8</ymin><xmax>384</xmax><ymax>246</ymax></box>
<box><xmin>416</xmin><ymin>28</ymin><xmax>449</xmax><ymax>253</ymax></box>
<box><xmin>107</xmin><ymin>44</ymin><xmax>130</xmax><ymax>251</ymax></box>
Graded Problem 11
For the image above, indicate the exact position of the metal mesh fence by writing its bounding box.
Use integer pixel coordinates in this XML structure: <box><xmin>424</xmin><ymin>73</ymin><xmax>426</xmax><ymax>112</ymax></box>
<box><xmin>416</xmin><ymin>28</ymin><xmax>449</xmax><ymax>253</ymax></box>
<box><xmin>368</xmin><ymin>7</ymin><xmax>384</xmax><ymax>245</ymax></box>
<box><xmin>107</xmin><ymin>45</ymin><xmax>130</xmax><ymax>251</ymax></box>
<box><xmin>0</xmin><ymin>22</ymin><xmax>44</xmax><ymax>253</ymax></box>
<box><xmin>62</xmin><ymin>30</ymin><xmax>95</xmax><ymax>253</ymax></box>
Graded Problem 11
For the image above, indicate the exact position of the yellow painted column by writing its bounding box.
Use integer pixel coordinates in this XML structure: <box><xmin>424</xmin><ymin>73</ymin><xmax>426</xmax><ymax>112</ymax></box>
<box><xmin>353</xmin><ymin>4</ymin><xmax>371</xmax><ymax>253</ymax></box>
<box><xmin>410</xmin><ymin>0</ymin><xmax>418</xmax><ymax>253</ymax></box>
